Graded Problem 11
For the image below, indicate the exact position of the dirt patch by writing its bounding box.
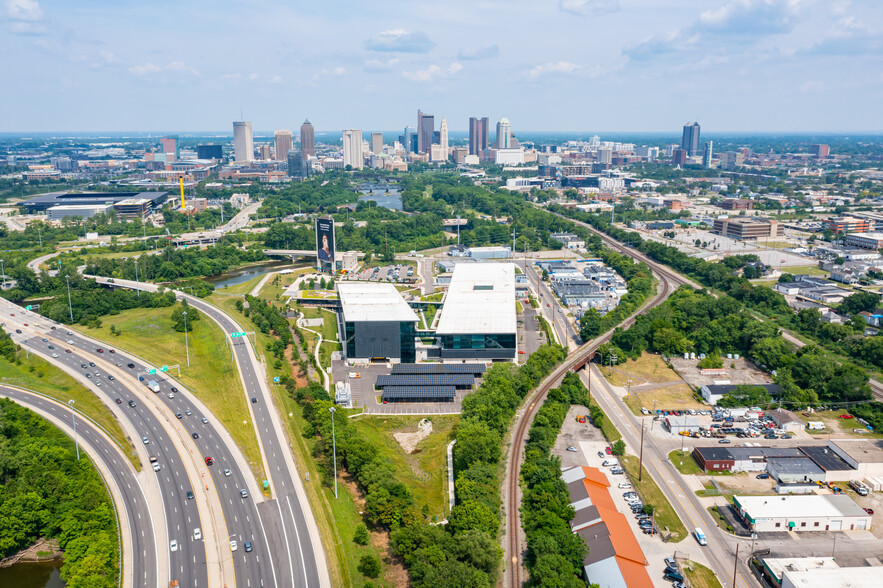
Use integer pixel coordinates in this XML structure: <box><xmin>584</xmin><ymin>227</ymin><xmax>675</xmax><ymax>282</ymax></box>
<box><xmin>707</xmin><ymin>472</ymin><xmax>776</xmax><ymax>495</ymax></box>
<box><xmin>605</xmin><ymin>352</ymin><xmax>683</xmax><ymax>387</ymax></box>
<box><xmin>0</xmin><ymin>538</ymin><xmax>61</xmax><ymax>567</ymax></box>
<box><xmin>670</xmin><ymin>355</ymin><xmax>773</xmax><ymax>389</ymax></box>
<box><xmin>394</xmin><ymin>418</ymin><xmax>433</xmax><ymax>454</ymax></box>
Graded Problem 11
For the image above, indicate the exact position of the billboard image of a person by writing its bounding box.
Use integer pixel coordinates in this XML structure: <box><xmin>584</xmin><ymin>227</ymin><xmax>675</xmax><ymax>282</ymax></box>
<box><xmin>316</xmin><ymin>218</ymin><xmax>335</xmax><ymax>265</ymax></box>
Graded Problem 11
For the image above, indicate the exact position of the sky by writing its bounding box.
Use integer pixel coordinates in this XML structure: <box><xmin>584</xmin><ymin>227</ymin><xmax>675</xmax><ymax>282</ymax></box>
<box><xmin>1</xmin><ymin>0</ymin><xmax>881</xmax><ymax>133</ymax></box>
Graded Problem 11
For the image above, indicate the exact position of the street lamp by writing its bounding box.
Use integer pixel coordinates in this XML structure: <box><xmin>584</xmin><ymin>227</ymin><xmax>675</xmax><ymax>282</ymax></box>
<box><xmin>37</xmin><ymin>227</ymin><xmax>42</xmax><ymax>248</ymax></box>
<box><xmin>134</xmin><ymin>261</ymin><xmax>140</xmax><ymax>297</ymax></box>
<box><xmin>0</xmin><ymin>258</ymin><xmax>5</xmax><ymax>287</ymax></box>
<box><xmin>68</xmin><ymin>400</ymin><xmax>80</xmax><ymax>461</ymax></box>
<box><xmin>182</xmin><ymin>311</ymin><xmax>190</xmax><ymax>368</ymax></box>
<box><xmin>329</xmin><ymin>406</ymin><xmax>338</xmax><ymax>499</ymax></box>
<box><xmin>65</xmin><ymin>275</ymin><xmax>73</xmax><ymax>322</ymax></box>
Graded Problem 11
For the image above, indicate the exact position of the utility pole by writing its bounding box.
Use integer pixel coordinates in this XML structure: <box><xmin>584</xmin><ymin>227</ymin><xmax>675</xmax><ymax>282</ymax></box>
<box><xmin>329</xmin><ymin>407</ymin><xmax>338</xmax><ymax>499</ymax></box>
<box><xmin>732</xmin><ymin>543</ymin><xmax>740</xmax><ymax>588</ymax></box>
<box><xmin>0</xmin><ymin>258</ymin><xmax>5</xmax><ymax>286</ymax></box>
<box><xmin>65</xmin><ymin>275</ymin><xmax>73</xmax><ymax>322</ymax></box>
<box><xmin>37</xmin><ymin>227</ymin><xmax>42</xmax><ymax>248</ymax></box>
<box><xmin>183</xmin><ymin>311</ymin><xmax>190</xmax><ymax>367</ymax></box>
<box><xmin>638</xmin><ymin>421</ymin><xmax>645</xmax><ymax>482</ymax></box>
<box><xmin>69</xmin><ymin>400</ymin><xmax>80</xmax><ymax>461</ymax></box>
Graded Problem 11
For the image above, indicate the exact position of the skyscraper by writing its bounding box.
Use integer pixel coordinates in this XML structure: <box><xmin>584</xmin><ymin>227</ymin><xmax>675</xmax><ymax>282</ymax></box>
<box><xmin>703</xmin><ymin>141</ymin><xmax>714</xmax><ymax>169</ymax></box>
<box><xmin>274</xmin><ymin>130</ymin><xmax>293</xmax><ymax>162</ymax></box>
<box><xmin>468</xmin><ymin>117</ymin><xmax>488</xmax><ymax>156</ymax></box>
<box><xmin>160</xmin><ymin>136</ymin><xmax>179</xmax><ymax>160</ymax></box>
<box><xmin>287</xmin><ymin>148</ymin><xmax>303</xmax><ymax>178</ymax></box>
<box><xmin>681</xmin><ymin>122</ymin><xmax>701</xmax><ymax>157</ymax></box>
<box><xmin>300</xmin><ymin>119</ymin><xmax>315</xmax><ymax>157</ymax></box>
<box><xmin>811</xmin><ymin>144</ymin><xmax>830</xmax><ymax>159</ymax></box>
<box><xmin>342</xmin><ymin>129</ymin><xmax>363</xmax><ymax>169</ymax></box>
<box><xmin>233</xmin><ymin>121</ymin><xmax>254</xmax><ymax>162</ymax></box>
<box><xmin>417</xmin><ymin>110</ymin><xmax>434</xmax><ymax>154</ymax></box>
<box><xmin>399</xmin><ymin>126</ymin><xmax>416</xmax><ymax>154</ymax></box>
<box><xmin>371</xmin><ymin>132</ymin><xmax>384</xmax><ymax>155</ymax></box>
<box><xmin>439</xmin><ymin>118</ymin><xmax>448</xmax><ymax>152</ymax></box>
<box><xmin>496</xmin><ymin>118</ymin><xmax>511</xmax><ymax>149</ymax></box>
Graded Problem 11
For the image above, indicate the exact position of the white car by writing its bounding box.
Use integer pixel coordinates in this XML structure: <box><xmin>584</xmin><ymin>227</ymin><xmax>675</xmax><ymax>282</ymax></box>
<box><xmin>193</xmin><ymin>528</ymin><xmax>202</xmax><ymax>541</ymax></box>
<box><xmin>170</xmin><ymin>540</ymin><xmax>178</xmax><ymax>552</ymax></box>
<box><xmin>230</xmin><ymin>540</ymin><xmax>238</xmax><ymax>552</ymax></box>
<box><xmin>618</xmin><ymin>482</ymin><xmax>632</xmax><ymax>489</ymax></box>
<box><xmin>223</xmin><ymin>468</ymin><xmax>231</xmax><ymax>477</ymax></box>
<box><xmin>153</xmin><ymin>463</ymin><xmax>160</xmax><ymax>472</ymax></box>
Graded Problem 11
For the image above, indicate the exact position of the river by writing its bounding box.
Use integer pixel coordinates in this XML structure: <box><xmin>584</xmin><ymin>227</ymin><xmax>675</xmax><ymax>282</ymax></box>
<box><xmin>357</xmin><ymin>184</ymin><xmax>403</xmax><ymax>210</ymax></box>
<box><xmin>203</xmin><ymin>260</ymin><xmax>295</xmax><ymax>290</ymax></box>
<box><xmin>0</xmin><ymin>560</ymin><xmax>64</xmax><ymax>588</ymax></box>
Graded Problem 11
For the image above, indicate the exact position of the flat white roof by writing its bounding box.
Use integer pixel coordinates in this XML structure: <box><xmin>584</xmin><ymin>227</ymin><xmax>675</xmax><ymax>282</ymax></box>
<box><xmin>735</xmin><ymin>494</ymin><xmax>867</xmax><ymax>520</ymax></box>
<box><xmin>336</xmin><ymin>282</ymin><xmax>418</xmax><ymax>323</ymax></box>
<box><xmin>436</xmin><ymin>263</ymin><xmax>516</xmax><ymax>335</ymax></box>
<box><xmin>782</xmin><ymin>566</ymin><xmax>880</xmax><ymax>588</ymax></box>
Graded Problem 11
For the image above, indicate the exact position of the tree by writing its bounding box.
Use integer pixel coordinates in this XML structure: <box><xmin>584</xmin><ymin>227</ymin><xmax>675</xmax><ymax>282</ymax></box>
<box><xmin>353</xmin><ymin>524</ymin><xmax>369</xmax><ymax>545</ymax></box>
<box><xmin>652</xmin><ymin>327</ymin><xmax>689</xmax><ymax>355</ymax></box>
<box><xmin>840</xmin><ymin>291</ymin><xmax>881</xmax><ymax>315</ymax></box>
<box><xmin>453</xmin><ymin>419</ymin><xmax>501</xmax><ymax>472</ymax></box>
<box><xmin>717</xmin><ymin>385</ymin><xmax>773</xmax><ymax>408</ymax></box>
<box><xmin>359</xmin><ymin>554</ymin><xmax>381</xmax><ymax>578</ymax></box>
<box><xmin>697</xmin><ymin>353</ymin><xmax>723</xmax><ymax>369</ymax></box>
<box><xmin>778</xmin><ymin>273</ymin><xmax>795</xmax><ymax>283</ymax></box>
<box><xmin>579</xmin><ymin>309</ymin><xmax>602</xmax><ymax>341</ymax></box>
<box><xmin>611</xmin><ymin>440</ymin><xmax>626</xmax><ymax>456</ymax></box>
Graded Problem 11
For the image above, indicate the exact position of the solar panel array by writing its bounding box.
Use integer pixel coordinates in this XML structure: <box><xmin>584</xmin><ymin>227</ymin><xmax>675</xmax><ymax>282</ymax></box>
<box><xmin>376</xmin><ymin>373</ymin><xmax>474</xmax><ymax>389</ymax></box>
<box><xmin>391</xmin><ymin>363</ymin><xmax>486</xmax><ymax>376</ymax></box>
<box><xmin>381</xmin><ymin>386</ymin><xmax>456</xmax><ymax>402</ymax></box>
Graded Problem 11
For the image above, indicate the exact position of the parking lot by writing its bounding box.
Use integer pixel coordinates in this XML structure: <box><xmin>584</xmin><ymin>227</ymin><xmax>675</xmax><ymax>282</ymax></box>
<box><xmin>345</xmin><ymin>263</ymin><xmax>419</xmax><ymax>286</ymax></box>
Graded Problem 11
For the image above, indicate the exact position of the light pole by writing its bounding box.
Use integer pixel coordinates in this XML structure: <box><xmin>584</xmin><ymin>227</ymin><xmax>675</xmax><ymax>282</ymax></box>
<box><xmin>329</xmin><ymin>406</ymin><xmax>338</xmax><ymax>499</ymax></box>
<box><xmin>0</xmin><ymin>258</ymin><xmax>5</xmax><ymax>287</ymax></box>
<box><xmin>69</xmin><ymin>400</ymin><xmax>80</xmax><ymax>461</ymax></box>
<box><xmin>134</xmin><ymin>261</ymin><xmax>139</xmax><ymax>297</ymax></box>
<box><xmin>182</xmin><ymin>311</ymin><xmax>190</xmax><ymax>367</ymax></box>
<box><xmin>37</xmin><ymin>227</ymin><xmax>42</xmax><ymax>248</ymax></box>
<box><xmin>65</xmin><ymin>275</ymin><xmax>73</xmax><ymax>322</ymax></box>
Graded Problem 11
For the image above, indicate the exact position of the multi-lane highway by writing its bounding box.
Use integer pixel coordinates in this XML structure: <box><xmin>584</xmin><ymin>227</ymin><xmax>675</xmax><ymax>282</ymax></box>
<box><xmin>86</xmin><ymin>275</ymin><xmax>328</xmax><ymax>588</ymax></box>
<box><xmin>0</xmin><ymin>386</ymin><xmax>156</xmax><ymax>588</ymax></box>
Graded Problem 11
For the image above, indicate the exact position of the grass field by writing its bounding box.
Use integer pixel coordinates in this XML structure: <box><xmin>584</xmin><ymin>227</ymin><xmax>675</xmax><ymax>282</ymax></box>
<box><xmin>623</xmin><ymin>383</ymin><xmax>705</xmax><ymax>415</ymax></box>
<box><xmin>0</xmin><ymin>352</ymin><xmax>139</xmax><ymax>468</ymax></box>
<box><xmin>351</xmin><ymin>415</ymin><xmax>458</xmax><ymax>520</ymax></box>
<box><xmin>71</xmin><ymin>305</ymin><xmax>263</xmax><ymax>477</ymax></box>
<box><xmin>590</xmin><ymin>400</ymin><xmax>622</xmax><ymax>442</ymax></box>
<box><xmin>683</xmin><ymin>560</ymin><xmax>723</xmax><ymax>588</ymax></box>
<box><xmin>759</xmin><ymin>241</ymin><xmax>792</xmax><ymax>250</ymax></box>
<box><xmin>780</xmin><ymin>264</ymin><xmax>827</xmax><ymax>276</ymax></box>
<box><xmin>620</xmin><ymin>455</ymin><xmax>687</xmax><ymax>542</ymax></box>
<box><xmin>668</xmin><ymin>450</ymin><xmax>702</xmax><ymax>475</ymax></box>
<box><xmin>604</xmin><ymin>353</ymin><xmax>683</xmax><ymax>387</ymax></box>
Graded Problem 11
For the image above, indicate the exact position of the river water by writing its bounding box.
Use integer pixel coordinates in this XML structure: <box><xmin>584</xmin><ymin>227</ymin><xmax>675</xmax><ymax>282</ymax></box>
<box><xmin>203</xmin><ymin>260</ymin><xmax>294</xmax><ymax>290</ymax></box>
<box><xmin>0</xmin><ymin>560</ymin><xmax>64</xmax><ymax>587</ymax></box>
<box><xmin>357</xmin><ymin>184</ymin><xmax>403</xmax><ymax>210</ymax></box>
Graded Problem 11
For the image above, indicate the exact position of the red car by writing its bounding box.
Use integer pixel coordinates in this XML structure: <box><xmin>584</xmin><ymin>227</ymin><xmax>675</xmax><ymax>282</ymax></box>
<box><xmin>109</xmin><ymin>349</ymin><xmax>115</xmax><ymax>354</ymax></box>
<box><xmin>96</xmin><ymin>348</ymin><xmax>104</xmax><ymax>353</ymax></box>
<box><xmin>205</xmin><ymin>457</ymin><xmax>213</xmax><ymax>466</ymax></box>
<box><xmin>865</xmin><ymin>508</ymin><xmax>874</xmax><ymax>515</ymax></box>
<box><xmin>605</xmin><ymin>447</ymin><xmax>612</xmax><ymax>455</ymax></box>
<box><xmin>840</xmin><ymin>414</ymin><xmax>854</xmax><ymax>419</ymax></box>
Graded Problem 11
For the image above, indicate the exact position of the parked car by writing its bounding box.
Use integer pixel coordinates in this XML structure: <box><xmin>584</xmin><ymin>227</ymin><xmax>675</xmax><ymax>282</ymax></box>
<box><xmin>756</xmin><ymin>473</ymin><xmax>770</xmax><ymax>479</ymax></box>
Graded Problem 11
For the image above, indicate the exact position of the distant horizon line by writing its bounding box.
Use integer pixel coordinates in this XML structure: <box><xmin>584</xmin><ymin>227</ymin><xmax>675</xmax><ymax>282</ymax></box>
<box><xmin>2</xmin><ymin>130</ymin><xmax>882</xmax><ymax>138</ymax></box>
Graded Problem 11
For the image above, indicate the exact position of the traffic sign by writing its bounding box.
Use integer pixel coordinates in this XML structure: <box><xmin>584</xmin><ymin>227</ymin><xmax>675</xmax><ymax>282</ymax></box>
<box><xmin>25</xmin><ymin>305</ymin><xmax>32</xmax><ymax>310</ymax></box>
<box><xmin>147</xmin><ymin>368</ymin><xmax>157</xmax><ymax>374</ymax></box>
<box><xmin>231</xmin><ymin>332</ymin><xmax>246</xmax><ymax>338</ymax></box>
<box><xmin>160</xmin><ymin>365</ymin><xmax>169</xmax><ymax>372</ymax></box>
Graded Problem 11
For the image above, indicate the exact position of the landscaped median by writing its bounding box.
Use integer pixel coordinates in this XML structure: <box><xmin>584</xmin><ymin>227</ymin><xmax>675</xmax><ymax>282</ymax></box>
<box><xmin>668</xmin><ymin>449</ymin><xmax>702</xmax><ymax>475</ymax></box>
<box><xmin>619</xmin><ymin>455</ymin><xmax>688</xmax><ymax>542</ymax></box>
<box><xmin>682</xmin><ymin>560</ymin><xmax>723</xmax><ymax>588</ymax></box>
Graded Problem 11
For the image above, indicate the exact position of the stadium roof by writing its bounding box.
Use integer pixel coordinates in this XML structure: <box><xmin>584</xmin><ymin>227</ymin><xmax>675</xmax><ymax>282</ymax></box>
<box><xmin>336</xmin><ymin>282</ymin><xmax>418</xmax><ymax>323</ymax></box>
<box><xmin>436</xmin><ymin>262</ymin><xmax>516</xmax><ymax>335</ymax></box>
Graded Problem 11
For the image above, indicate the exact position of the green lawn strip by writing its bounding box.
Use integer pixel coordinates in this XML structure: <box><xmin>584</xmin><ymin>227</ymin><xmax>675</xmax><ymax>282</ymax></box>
<box><xmin>0</xmin><ymin>353</ymin><xmax>139</xmax><ymax>469</ymax></box>
<box><xmin>707</xmin><ymin>505</ymin><xmax>734</xmax><ymax>533</ymax></box>
<box><xmin>70</xmin><ymin>306</ymin><xmax>262</xmax><ymax>477</ymax></box>
<box><xmin>683</xmin><ymin>560</ymin><xmax>723</xmax><ymax>588</ymax></box>
<box><xmin>668</xmin><ymin>450</ymin><xmax>702</xmax><ymax>475</ymax></box>
<box><xmin>620</xmin><ymin>455</ymin><xmax>688</xmax><ymax>542</ymax></box>
<box><xmin>590</xmin><ymin>400</ymin><xmax>622</xmax><ymax>442</ymax></box>
<box><xmin>350</xmin><ymin>415</ymin><xmax>458</xmax><ymax>521</ymax></box>
<box><xmin>212</xmin><ymin>273</ymin><xmax>266</xmax><ymax>297</ymax></box>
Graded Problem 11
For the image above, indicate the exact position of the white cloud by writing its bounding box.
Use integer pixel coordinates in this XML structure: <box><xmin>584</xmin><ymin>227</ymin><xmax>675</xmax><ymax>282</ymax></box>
<box><xmin>526</xmin><ymin>61</ymin><xmax>586</xmax><ymax>79</ymax></box>
<box><xmin>559</xmin><ymin>0</ymin><xmax>619</xmax><ymax>17</ymax></box>
<box><xmin>458</xmin><ymin>44</ymin><xmax>499</xmax><ymax>60</ymax></box>
<box><xmin>402</xmin><ymin>62</ymin><xmax>461</xmax><ymax>82</ymax></box>
<box><xmin>699</xmin><ymin>0</ymin><xmax>801</xmax><ymax>35</ymax></box>
<box><xmin>99</xmin><ymin>50</ymin><xmax>121</xmax><ymax>64</ymax></box>
<box><xmin>129</xmin><ymin>61</ymin><xmax>199</xmax><ymax>77</ymax></box>
<box><xmin>363</xmin><ymin>58</ymin><xmax>399</xmax><ymax>73</ymax></box>
<box><xmin>365</xmin><ymin>29</ymin><xmax>435</xmax><ymax>53</ymax></box>
<box><xmin>4</xmin><ymin>0</ymin><xmax>47</xmax><ymax>34</ymax></box>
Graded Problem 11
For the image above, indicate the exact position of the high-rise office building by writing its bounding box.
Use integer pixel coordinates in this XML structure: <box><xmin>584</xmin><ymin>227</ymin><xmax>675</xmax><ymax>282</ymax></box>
<box><xmin>371</xmin><ymin>132</ymin><xmax>384</xmax><ymax>155</ymax></box>
<box><xmin>417</xmin><ymin>110</ymin><xmax>435</xmax><ymax>154</ymax></box>
<box><xmin>811</xmin><ymin>144</ymin><xmax>830</xmax><ymax>159</ymax></box>
<box><xmin>258</xmin><ymin>145</ymin><xmax>272</xmax><ymax>160</ymax></box>
<box><xmin>672</xmin><ymin>148</ymin><xmax>688</xmax><ymax>166</ymax></box>
<box><xmin>681</xmin><ymin>122</ymin><xmax>701</xmax><ymax>157</ymax></box>
<box><xmin>399</xmin><ymin>126</ymin><xmax>416</xmax><ymax>154</ymax></box>
<box><xmin>598</xmin><ymin>148</ymin><xmax>612</xmax><ymax>165</ymax></box>
<box><xmin>300</xmin><ymin>119</ymin><xmax>315</xmax><ymax>157</ymax></box>
<box><xmin>496</xmin><ymin>118</ymin><xmax>511</xmax><ymax>149</ymax></box>
<box><xmin>274</xmin><ymin>130</ymin><xmax>293</xmax><ymax>162</ymax></box>
<box><xmin>160</xmin><ymin>136</ymin><xmax>179</xmax><ymax>160</ymax></box>
<box><xmin>233</xmin><ymin>121</ymin><xmax>254</xmax><ymax>162</ymax></box>
<box><xmin>197</xmin><ymin>144</ymin><xmax>223</xmax><ymax>160</ymax></box>
<box><xmin>703</xmin><ymin>141</ymin><xmax>714</xmax><ymax>169</ymax></box>
<box><xmin>287</xmin><ymin>148</ymin><xmax>303</xmax><ymax>178</ymax></box>
<box><xmin>439</xmin><ymin>118</ymin><xmax>448</xmax><ymax>152</ymax></box>
<box><xmin>468</xmin><ymin>117</ymin><xmax>489</xmax><ymax>156</ymax></box>
<box><xmin>342</xmin><ymin>129</ymin><xmax>363</xmax><ymax>169</ymax></box>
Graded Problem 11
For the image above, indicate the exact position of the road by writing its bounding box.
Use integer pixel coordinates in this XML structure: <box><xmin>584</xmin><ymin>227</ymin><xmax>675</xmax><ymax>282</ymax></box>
<box><xmin>2</xmin><ymin>304</ymin><xmax>279</xmax><ymax>587</ymax></box>
<box><xmin>88</xmin><ymin>275</ymin><xmax>329</xmax><ymax>588</ymax></box>
<box><xmin>0</xmin><ymin>386</ymin><xmax>156</xmax><ymax>588</ymax></box>
<box><xmin>219</xmin><ymin>202</ymin><xmax>261</xmax><ymax>233</ymax></box>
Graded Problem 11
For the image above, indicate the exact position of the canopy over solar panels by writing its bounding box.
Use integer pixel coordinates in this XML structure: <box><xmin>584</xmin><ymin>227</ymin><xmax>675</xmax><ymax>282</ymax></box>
<box><xmin>381</xmin><ymin>386</ymin><xmax>456</xmax><ymax>402</ymax></box>
<box><xmin>391</xmin><ymin>363</ymin><xmax>486</xmax><ymax>376</ymax></box>
<box><xmin>376</xmin><ymin>373</ymin><xmax>474</xmax><ymax>389</ymax></box>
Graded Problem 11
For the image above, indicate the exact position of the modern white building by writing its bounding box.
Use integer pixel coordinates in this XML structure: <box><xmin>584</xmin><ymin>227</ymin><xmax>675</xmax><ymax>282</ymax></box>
<box><xmin>494</xmin><ymin>147</ymin><xmax>525</xmax><ymax>165</ymax></box>
<box><xmin>342</xmin><ymin>129</ymin><xmax>364</xmax><ymax>169</ymax></box>
<box><xmin>46</xmin><ymin>203</ymin><xmax>113</xmax><ymax>220</ymax></box>
<box><xmin>337</xmin><ymin>282</ymin><xmax>418</xmax><ymax>363</ymax></box>
<box><xmin>782</xmin><ymin>566</ymin><xmax>880</xmax><ymax>588</ymax></box>
<box><xmin>436</xmin><ymin>263</ymin><xmax>517</xmax><ymax>360</ymax></box>
<box><xmin>734</xmin><ymin>494</ymin><xmax>872</xmax><ymax>532</ymax></box>
<box><xmin>233</xmin><ymin>121</ymin><xmax>254</xmax><ymax>162</ymax></box>
<box><xmin>496</xmin><ymin>117</ymin><xmax>511</xmax><ymax>149</ymax></box>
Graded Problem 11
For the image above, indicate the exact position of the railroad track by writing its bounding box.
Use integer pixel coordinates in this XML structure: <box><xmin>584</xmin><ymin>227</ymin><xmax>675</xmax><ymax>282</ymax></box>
<box><xmin>504</xmin><ymin>215</ymin><xmax>690</xmax><ymax>587</ymax></box>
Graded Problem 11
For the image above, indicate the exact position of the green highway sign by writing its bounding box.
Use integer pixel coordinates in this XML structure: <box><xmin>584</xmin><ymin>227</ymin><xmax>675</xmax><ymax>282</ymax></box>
<box><xmin>231</xmin><ymin>332</ymin><xmax>246</xmax><ymax>338</ymax></box>
<box><xmin>147</xmin><ymin>369</ymin><xmax>157</xmax><ymax>374</ymax></box>
<box><xmin>160</xmin><ymin>365</ymin><xmax>169</xmax><ymax>372</ymax></box>
<box><xmin>25</xmin><ymin>305</ymin><xmax>32</xmax><ymax>310</ymax></box>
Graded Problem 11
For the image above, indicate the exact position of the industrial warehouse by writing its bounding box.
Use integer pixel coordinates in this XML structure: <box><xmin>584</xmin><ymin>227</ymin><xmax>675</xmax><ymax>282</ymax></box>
<box><xmin>733</xmin><ymin>494</ymin><xmax>872</xmax><ymax>532</ymax></box>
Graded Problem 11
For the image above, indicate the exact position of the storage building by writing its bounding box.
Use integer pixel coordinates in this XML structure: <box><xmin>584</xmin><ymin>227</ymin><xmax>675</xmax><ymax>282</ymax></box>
<box><xmin>768</xmin><ymin>408</ymin><xmax>804</xmax><ymax>433</ymax></box>
<box><xmin>828</xmin><ymin>439</ymin><xmax>883</xmax><ymax>480</ymax></box>
<box><xmin>734</xmin><ymin>494</ymin><xmax>872</xmax><ymax>532</ymax></box>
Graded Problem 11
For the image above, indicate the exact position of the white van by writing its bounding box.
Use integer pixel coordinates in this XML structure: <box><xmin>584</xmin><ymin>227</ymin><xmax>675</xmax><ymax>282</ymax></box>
<box><xmin>602</xmin><ymin>459</ymin><xmax>619</xmax><ymax>467</ymax></box>
<box><xmin>694</xmin><ymin>527</ymin><xmax>707</xmax><ymax>546</ymax></box>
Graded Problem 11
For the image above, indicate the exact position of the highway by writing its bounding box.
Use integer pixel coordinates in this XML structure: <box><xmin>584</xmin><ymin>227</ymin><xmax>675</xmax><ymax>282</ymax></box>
<box><xmin>0</xmin><ymin>386</ymin><xmax>156</xmax><ymax>588</ymax></box>
<box><xmin>88</xmin><ymin>275</ymin><xmax>329</xmax><ymax>588</ymax></box>
<box><xmin>2</xmin><ymin>304</ymin><xmax>279</xmax><ymax>587</ymax></box>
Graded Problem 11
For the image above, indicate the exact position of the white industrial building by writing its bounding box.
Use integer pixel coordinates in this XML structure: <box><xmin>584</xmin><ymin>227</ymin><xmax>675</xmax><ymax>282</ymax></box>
<box><xmin>734</xmin><ymin>494</ymin><xmax>872</xmax><ymax>532</ymax></box>
<box><xmin>47</xmin><ymin>203</ymin><xmax>113</xmax><ymax>220</ymax></box>
<box><xmin>336</xmin><ymin>282</ymin><xmax>418</xmax><ymax>364</ymax></box>
<box><xmin>782</xmin><ymin>566</ymin><xmax>880</xmax><ymax>588</ymax></box>
<box><xmin>828</xmin><ymin>439</ymin><xmax>883</xmax><ymax>480</ymax></box>
<box><xmin>435</xmin><ymin>263</ymin><xmax>516</xmax><ymax>361</ymax></box>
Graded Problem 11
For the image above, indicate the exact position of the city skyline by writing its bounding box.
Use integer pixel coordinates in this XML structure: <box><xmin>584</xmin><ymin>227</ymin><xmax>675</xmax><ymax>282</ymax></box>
<box><xmin>2</xmin><ymin>1</ymin><xmax>881</xmax><ymax>133</ymax></box>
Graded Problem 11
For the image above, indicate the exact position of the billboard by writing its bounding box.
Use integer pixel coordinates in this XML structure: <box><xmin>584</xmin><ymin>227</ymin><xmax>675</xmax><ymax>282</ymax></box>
<box><xmin>315</xmin><ymin>218</ymin><xmax>335</xmax><ymax>266</ymax></box>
